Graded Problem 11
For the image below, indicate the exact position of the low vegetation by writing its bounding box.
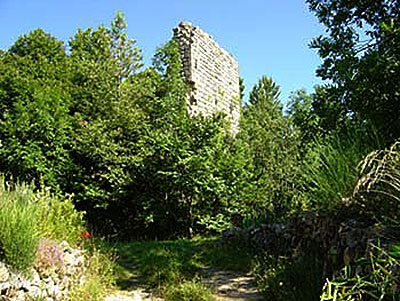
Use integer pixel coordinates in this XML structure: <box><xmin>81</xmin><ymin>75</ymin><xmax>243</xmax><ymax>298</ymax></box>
<box><xmin>0</xmin><ymin>178</ymin><xmax>115</xmax><ymax>299</ymax></box>
<box><xmin>112</xmin><ymin>237</ymin><xmax>251</xmax><ymax>300</ymax></box>
<box><xmin>0</xmin><ymin>180</ymin><xmax>39</xmax><ymax>271</ymax></box>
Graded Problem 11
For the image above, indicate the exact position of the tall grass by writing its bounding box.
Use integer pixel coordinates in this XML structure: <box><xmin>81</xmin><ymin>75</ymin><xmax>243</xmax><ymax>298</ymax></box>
<box><xmin>253</xmin><ymin>245</ymin><xmax>323</xmax><ymax>301</ymax></box>
<box><xmin>164</xmin><ymin>279</ymin><xmax>216</xmax><ymax>301</ymax></box>
<box><xmin>0</xmin><ymin>176</ymin><xmax>115</xmax><ymax>298</ymax></box>
<box><xmin>0</xmin><ymin>176</ymin><xmax>86</xmax><ymax>273</ymax></box>
<box><xmin>113</xmin><ymin>237</ymin><xmax>251</xmax><ymax>300</ymax></box>
<box><xmin>354</xmin><ymin>141</ymin><xmax>400</xmax><ymax>222</ymax></box>
<box><xmin>35</xmin><ymin>189</ymin><xmax>84</xmax><ymax>247</ymax></box>
<box><xmin>320</xmin><ymin>243</ymin><xmax>400</xmax><ymax>300</ymax></box>
<box><xmin>252</xmin><ymin>129</ymin><xmax>381</xmax><ymax>300</ymax></box>
<box><xmin>0</xmin><ymin>179</ymin><xmax>39</xmax><ymax>271</ymax></box>
<box><xmin>303</xmin><ymin>130</ymin><xmax>373</xmax><ymax>211</ymax></box>
<box><xmin>69</xmin><ymin>242</ymin><xmax>117</xmax><ymax>301</ymax></box>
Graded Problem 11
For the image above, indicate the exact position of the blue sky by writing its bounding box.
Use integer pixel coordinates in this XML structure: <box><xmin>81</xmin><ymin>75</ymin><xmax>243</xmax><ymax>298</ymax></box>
<box><xmin>0</xmin><ymin>0</ymin><xmax>325</xmax><ymax>104</ymax></box>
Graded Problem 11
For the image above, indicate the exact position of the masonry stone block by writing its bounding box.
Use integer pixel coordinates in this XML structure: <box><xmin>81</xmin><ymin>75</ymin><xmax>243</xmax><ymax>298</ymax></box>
<box><xmin>173</xmin><ymin>21</ymin><xmax>240</xmax><ymax>133</ymax></box>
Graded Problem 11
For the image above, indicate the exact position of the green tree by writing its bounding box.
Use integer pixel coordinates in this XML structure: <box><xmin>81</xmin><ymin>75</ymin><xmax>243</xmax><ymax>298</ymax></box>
<box><xmin>110</xmin><ymin>11</ymin><xmax>143</xmax><ymax>85</ymax></box>
<box><xmin>66</xmin><ymin>14</ymin><xmax>148</xmax><ymax>235</ymax></box>
<box><xmin>307</xmin><ymin>0</ymin><xmax>400</xmax><ymax>144</ymax></box>
<box><xmin>9</xmin><ymin>28</ymin><xmax>66</xmax><ymax>61</ymax></box>
<box><xmin>240</xmin><ymin>76</ymin><xmax>303</xmax><ymax>219</ymax></box>
<box><xmin>239</xmin><ymin>77</ymin><xmax>245</xmax><ymax>102</ymax></box>
<box><xmin>126</xmin><ymin>39</ymin><xmax>247</xmax><ymax>238</ymax></box>
<box><xmin>0</xmin><ymin>14</ymin><xmax>149</xmax><ymax>238</ymax></box>
<box><xmin>287</xmin><ymin>89</ymin><xmax>321</xmax><ymax>148</ymax></box>
<box><xmin>0</xmin><ymin>29</ymin><xmax>73</xmax><ymax>188</ymax></box>
<box><xmin>0</xmin><ymin>14</ymin><xmax>252</xmax><ymax>239</ymax></box>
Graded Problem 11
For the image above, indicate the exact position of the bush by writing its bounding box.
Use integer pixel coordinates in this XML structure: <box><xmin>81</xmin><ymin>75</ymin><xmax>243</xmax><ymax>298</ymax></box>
<box><xmin>36</xmin><ymin>189</ymin><xmax>85</xmax><ymax>246</ymax></box>
<box><xmin>320</xmin><ymin>243</ymin><xmax>400</xmax><ymax>300</ymax></box>
<box><xmin>0</xmin><ymin>176</ymin><xmax>85</xmax><ymax>272</ymax></box>
<box><xmin>0</xmin><ymin>179</ymin><xmax>39</xmax><ymax>272</ymax></box>
<box><xmin>69</xmin><ymin>242</ymin><xmax>116</xmax><ymax>301</ymax></box>
<box><xmin>253</xmin><ymin>251</ymin><xmax>323</xmax><ymax>301</ymax></box>
<box><xmin>35</xmin><ymin>238</ymin><xmax>65</xmax><ymax>275</ymax></box>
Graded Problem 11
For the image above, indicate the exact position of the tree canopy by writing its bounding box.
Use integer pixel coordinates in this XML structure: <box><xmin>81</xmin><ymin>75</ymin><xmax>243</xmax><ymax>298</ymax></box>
<box><xmin>307</xmin><ymin>0</ymin><xmax>400</xmax><ymax>144</ymax></box>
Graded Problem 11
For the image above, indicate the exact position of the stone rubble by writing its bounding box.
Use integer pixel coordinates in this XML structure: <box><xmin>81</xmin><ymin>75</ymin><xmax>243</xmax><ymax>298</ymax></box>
<box><xmin>0</xmin><ymin>240</ymin><xmax>85</xmax><ymax>300</ymax></box>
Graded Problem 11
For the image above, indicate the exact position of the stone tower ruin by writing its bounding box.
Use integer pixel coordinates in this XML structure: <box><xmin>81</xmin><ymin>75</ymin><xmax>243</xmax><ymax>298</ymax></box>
<box><xmin>173</xmin><ymin>22</ymin><xmax>240</xmax><ymax>132</ymax></box>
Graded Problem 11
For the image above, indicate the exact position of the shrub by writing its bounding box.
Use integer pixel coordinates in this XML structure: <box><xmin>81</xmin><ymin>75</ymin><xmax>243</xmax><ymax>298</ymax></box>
<box><xmin>69</xmin><ymin>242</ymin><xmax>116</xmax><ymax>301</ymax></box>
<box><xmin>35</xmin><ymin>238</ymin><xmax>64</xmax><ymax>275</ymax></box>
<box><xmin>253</xmin><ymin>251</ymin><xmax>323</xmax><ymax>301</ymax></box>
<box><xmin>36</xmin><ymin>189</ymin><xmax>84</xmax><ymax>246</ymax></box>
<box><xmin>320</xmin><ymin>243</ymin><xmax>400</xmax><ymax>300</ymax></box>
<box><xmin>0</xmin><ymin>179</ymin><xmax>39</xmax><ymax>272</ymax></box>
<box><xmin>0</xmin><ymin>176</ymin><xmax>85</xmax><ymax>272</ymax></box>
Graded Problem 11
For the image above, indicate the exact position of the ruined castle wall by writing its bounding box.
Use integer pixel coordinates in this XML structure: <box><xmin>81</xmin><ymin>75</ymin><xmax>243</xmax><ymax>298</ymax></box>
<box><xmin>173</xmin><ymin>22</ymin><xmax>240</xmax><ymax>132</ymax></box>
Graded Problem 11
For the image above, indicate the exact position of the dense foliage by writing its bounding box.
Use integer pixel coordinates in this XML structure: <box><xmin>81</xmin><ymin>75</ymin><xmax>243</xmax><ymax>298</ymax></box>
<box><xmin>0</xmin><ymin>13</ymin><xmax>264</xmax><ymax>239</ymax></box>
<box><xmin>0</xmin><ymin>178</ymin><xmax>115</xmax><ymax>299</ymax></box>
<box><xmin>239</xmin><ymin>76</ymin><xmax>304</xmax><ymax>219</ymax></box>
<box><xmin>307</xmin><ymin>0</ymin><xmax>400</xmax><ymax>144</ymax></box>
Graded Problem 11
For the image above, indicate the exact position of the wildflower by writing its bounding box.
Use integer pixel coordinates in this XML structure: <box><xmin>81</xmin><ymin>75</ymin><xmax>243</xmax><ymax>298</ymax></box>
<box><xmin>79</xmin><ymin>230</ymin><xmax>90</xmax><ymax>239</ymax></box>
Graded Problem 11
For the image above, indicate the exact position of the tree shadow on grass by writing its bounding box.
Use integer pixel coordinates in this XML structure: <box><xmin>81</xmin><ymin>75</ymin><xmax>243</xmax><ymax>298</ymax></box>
<box><xmin>113</xmin><ymin>237</ymin><xmax>252</xmax><ymax>291</ymax></box>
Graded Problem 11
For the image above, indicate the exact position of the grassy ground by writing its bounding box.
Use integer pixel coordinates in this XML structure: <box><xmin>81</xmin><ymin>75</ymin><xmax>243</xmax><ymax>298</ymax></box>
<box><xmin>110</xmin><ymin>236</ymin><xmax>252</xmax><ymax>300</ymax></box>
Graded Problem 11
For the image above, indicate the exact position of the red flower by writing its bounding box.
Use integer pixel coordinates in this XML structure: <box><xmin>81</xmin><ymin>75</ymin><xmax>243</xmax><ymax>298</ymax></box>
<box><xmin>79</xmin><ymin>230</ymin><xmax>90</xmax><ymax>239</ymax></box>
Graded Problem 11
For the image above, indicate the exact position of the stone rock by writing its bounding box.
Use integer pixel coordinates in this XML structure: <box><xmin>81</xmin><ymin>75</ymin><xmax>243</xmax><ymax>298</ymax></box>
<box><xmin>0</xmin><ymin>263</ymin><xmax>9</xmax><ymax>282</ymax></box>
<box><xmin>0</xmin><ymin>281</ymin><xmax>10</xmax><ymax>293</ymax></box>
<box><xmin>31</xmin><ymin>269</ymin><xmax>40</xmax><ymax>286</ymax></box>
<box><xmin>63</xmin><ymin>252</ymin><xmax>76</xmax><ymax>267</ymax></box>
<box><xmin>8</xmin><ymin>273</ymin><xmax>22</xmax><ymax>290</ymax></box>
<box><xmin>14</xmin><ymin>289</ymin><xmax>26</xmax><ymax>301</ymax></box>
<box><xmin>49</xmin><ymin>284</ymin><xmax>62</xmax><ymax>299</ymax></box>
<box><xmin>0</xmin><ymin>240</ymin><xmax>86</xmax><ymax>300</ymax></box>
<box><xmin>19</xmin><ymin>278</ymin><xmax>31</xmax><ymax>292</ymax></box>
<box><xmin>27</xmin><ymin>285</ymin><xmax>42</xmax><ymax>300</ymax></box>
<box><xmin>59</xmin><ymin>240</ymin><xmax>70</xmax><ymax>252</ymax></box>
<box><xmin>44</xmin><ymin>278</ymin><xmax>55</xmax><ymax>292</ymax></box>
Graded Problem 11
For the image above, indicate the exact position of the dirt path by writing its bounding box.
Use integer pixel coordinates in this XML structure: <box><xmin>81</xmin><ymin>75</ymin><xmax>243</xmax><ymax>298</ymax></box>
<box><xmin>106</xmin><ymin>268</ymin><xmax>263</xmax><ymax>301</ymax></box>
<box><xmin>105</xmin><ymin>289</ymin><xmax>161</xmax><ymax>301</ymax></box>
<box><xmin>202</xmin><ymin>268</ymin><xmax>263</xmax><ymax>301</ymax></box>
<box><xmin>106</xmin><ymin>238</ymin><xmax>263</xmax><ymax>300</ymax></box>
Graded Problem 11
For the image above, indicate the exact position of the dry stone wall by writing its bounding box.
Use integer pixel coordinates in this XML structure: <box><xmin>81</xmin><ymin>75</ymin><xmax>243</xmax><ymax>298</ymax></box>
<box><xmin>173</xmin><ymin>21</ymin><xmax>240</xmax><ymax>132</ymax></box>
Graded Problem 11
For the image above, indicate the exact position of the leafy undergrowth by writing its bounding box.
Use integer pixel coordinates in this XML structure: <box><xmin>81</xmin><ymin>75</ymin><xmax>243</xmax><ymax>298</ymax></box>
<box><xmin>111</xmin><ymin>236</ymin><xmax>252</xmax><ymax>300</ymax></box>
<box><xmin>69</xmin><ymin>240</ymin><xmax>117</xmax><ymax>300</ymax></box>
<box><xmin>0</xmin><ymin>178</ymin><xmax>116</xmax><ymax>300</ymax></box>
